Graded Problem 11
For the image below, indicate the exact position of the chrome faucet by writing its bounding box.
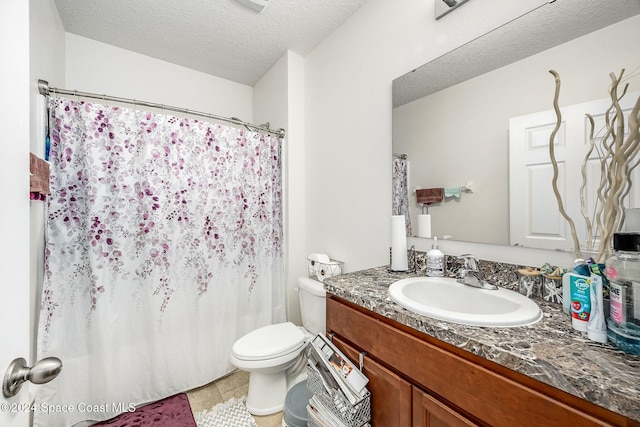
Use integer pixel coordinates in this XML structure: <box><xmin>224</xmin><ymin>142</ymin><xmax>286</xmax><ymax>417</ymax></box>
<box><xmin>457</xmin><ymin>254</ymin><xmax>498</xmax><ymax>290</ymax></box>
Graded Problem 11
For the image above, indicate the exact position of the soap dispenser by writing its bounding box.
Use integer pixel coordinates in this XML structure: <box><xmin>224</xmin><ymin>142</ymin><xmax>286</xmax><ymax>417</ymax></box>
<box><xmin>426</xmin><ymin>237</ymin><xmax>445</xmax><ymax>277</ymax></box>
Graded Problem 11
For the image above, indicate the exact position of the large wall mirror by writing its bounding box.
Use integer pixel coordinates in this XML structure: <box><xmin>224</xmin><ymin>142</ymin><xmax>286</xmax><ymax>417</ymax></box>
<box><xmin>392</xmin><ymin>0</ymin><xmax>640</xmax><ymax>250</ymax></box>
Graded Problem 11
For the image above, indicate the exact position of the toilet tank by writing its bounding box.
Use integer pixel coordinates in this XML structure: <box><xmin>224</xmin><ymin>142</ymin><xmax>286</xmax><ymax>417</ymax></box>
<box><xmin>297</xmin><ymin>277</ymin><xmax>326</xmax><ymax>335</ymax></box>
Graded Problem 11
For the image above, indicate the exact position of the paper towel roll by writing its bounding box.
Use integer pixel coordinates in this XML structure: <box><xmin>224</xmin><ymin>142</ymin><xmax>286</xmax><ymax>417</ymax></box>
<box><xmin>391</xmin><ymin>215</ymin><xmax>408</xmax><ymax>271</ymax></box>
<box><xmin>417</xmin><ymin>214</ymin><xmax>432</xmax><ymax>238</ymax></box>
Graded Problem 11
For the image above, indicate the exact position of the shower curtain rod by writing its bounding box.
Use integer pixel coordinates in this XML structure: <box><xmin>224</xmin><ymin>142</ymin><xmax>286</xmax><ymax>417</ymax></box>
<box><xmin>37</xmin><ymin>79</ymin><xmax>286</xmax><ymax>139</ymax></box>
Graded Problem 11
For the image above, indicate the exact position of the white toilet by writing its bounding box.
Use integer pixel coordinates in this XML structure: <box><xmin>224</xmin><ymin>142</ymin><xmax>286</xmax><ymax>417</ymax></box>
<box><xmin>230</xmin><ymin>277</ymin><xmax>326</xmax><ymax>415</ymax></box>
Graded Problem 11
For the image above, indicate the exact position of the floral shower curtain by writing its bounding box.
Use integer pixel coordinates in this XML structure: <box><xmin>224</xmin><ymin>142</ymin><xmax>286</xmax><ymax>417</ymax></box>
<box><xmin>392</xmin><ymin>154</ymin><xmax>412</xmax><ymax>235</ymax></box>
<box><xmin>35</xmin><ymin>97</ymin><xmax>285</xmax><ymax>427</ymax></box>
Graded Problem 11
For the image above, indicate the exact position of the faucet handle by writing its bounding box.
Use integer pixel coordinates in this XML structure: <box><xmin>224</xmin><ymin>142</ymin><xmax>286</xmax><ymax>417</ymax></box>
<box><xmin>458</xmin><ymin>254</ymin><xmax>479</xmax><ymax>271</ymax></box>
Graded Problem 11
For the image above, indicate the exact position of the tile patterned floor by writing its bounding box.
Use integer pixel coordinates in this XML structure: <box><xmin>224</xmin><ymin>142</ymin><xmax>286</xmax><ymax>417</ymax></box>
<box><xmin>186</xmin><ymin>370</ymin><xmax>283</xmax><ymax>427</ymax></box>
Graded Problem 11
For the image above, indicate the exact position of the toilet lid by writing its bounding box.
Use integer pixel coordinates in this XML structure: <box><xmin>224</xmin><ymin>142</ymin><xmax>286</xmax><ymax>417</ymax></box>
<box><xmin>232</xmin><ymin>322</ymin><xmax>306</xmax><ymax>361</ymax></box>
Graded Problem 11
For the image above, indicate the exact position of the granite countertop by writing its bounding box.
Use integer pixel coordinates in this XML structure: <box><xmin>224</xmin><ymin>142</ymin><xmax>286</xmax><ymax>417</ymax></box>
<box><xmin>323</xmin><ymin>266</ymin><xmax>640</xmax><ymax>422</ymax></box>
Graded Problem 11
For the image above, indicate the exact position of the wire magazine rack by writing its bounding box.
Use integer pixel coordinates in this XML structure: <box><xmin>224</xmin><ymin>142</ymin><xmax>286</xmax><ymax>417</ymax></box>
<box><xmin>306</xmin><ymin>365</ymin><xmax>371</xmax><ymax>427</ymax></box>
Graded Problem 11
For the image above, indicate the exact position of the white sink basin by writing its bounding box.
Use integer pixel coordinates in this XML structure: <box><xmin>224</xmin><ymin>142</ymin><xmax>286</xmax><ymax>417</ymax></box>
<box><xmin>388</xmin><ymin>277</ymin><xmax>542</xmax><ymax>327</ymax></box>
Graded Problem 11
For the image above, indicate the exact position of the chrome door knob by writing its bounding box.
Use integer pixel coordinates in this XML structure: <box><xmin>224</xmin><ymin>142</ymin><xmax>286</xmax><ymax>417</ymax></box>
<box><xmin>3</xmin><ymin>357</ymin><xmax>62</xmax><ymax>397</ymax></box>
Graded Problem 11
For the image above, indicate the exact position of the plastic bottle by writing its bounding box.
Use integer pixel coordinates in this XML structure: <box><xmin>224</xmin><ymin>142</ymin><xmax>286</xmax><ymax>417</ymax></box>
<box><xmin>605</xmin><ymin>233</ymin><xmax>640</xmax><ymax>355</ymax></box>
<box><xmin>569</xmin><ymin>273</ymin><xmax>591</xmax><ymax>332</ymax></box>
<box><xmin>587</xmin><ymin>274</ymin><xmax>607</xmax><ymax>343</ymax></box>
<box><xmin>563</xmin><ymin>258</ymin><xmax>586</xmax><ymax>314</ymax></box>
<box><xmin>426</xmin><ymin>237</ymin><xmax>445</xmax><ymax>277</ymax></box>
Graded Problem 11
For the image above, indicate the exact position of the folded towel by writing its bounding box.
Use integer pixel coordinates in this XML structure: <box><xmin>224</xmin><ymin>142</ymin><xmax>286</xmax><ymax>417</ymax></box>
<box><xmin>30</xmin><ymin>153</ymin><xmax>50</xmax><ymax>201</ymax></box>
<box><xmin>444</xmin><ymin>187</ymin><xmax>462</xmax><ymax>198</ymax></box>
<box><xmin>416</xmin><ymin>188</ymin><xmax>443</xmax><ymax>204</ymax></box>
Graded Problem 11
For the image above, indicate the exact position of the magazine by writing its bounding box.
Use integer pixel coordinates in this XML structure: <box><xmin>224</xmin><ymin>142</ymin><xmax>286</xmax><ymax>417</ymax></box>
<box><xmin>311</xmin><ymin>334</ymin><xmax>369</xmax><ymax>394</ymax></box>
<box><xmin>308</xmin><ymin>334</ymin><xmax>369</xmax><ymax>405</ymax></box>
<box><xmin>307</xmin><ymin>395</ymin><xmax>349</xmax><ymax>427</ymax></box>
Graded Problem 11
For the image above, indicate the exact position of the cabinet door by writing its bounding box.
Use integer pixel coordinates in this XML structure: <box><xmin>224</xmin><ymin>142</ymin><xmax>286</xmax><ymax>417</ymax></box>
<box><xmin>413</xmin><ymin>387</ymin><xmax>479</xmax><ymax>427</ymax></box>
<box><xmin>332</xmin><ymin>336</ymin><xmax>412</xmax><ymax>427</ymax></box>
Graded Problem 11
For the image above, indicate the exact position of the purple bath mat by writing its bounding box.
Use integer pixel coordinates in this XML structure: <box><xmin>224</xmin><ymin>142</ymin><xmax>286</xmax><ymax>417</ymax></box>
<box><xmin>93</xmin><ymin>393</ymin><xmax>197</xmax><ymax>427</ymax></box>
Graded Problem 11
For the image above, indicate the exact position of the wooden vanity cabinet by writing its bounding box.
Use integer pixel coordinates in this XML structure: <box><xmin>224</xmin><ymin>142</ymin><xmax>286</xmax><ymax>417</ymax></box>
<box><xmin>326</xmin><ymin>295</ymin><xmax>639</xmax><ymax>427</ymax></box>
<box><xmin>331</xmin><ymin>335</ymin><xmax>413</xmax><ymax>427</ymax></box>
<box><xmin>334</xmin><ymin>334</ymin><xmax>477</xmax><ymax>427</ymax></box>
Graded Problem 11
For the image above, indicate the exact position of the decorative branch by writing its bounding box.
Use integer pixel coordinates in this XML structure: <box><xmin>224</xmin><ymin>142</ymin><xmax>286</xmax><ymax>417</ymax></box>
<box><xmin>581</xmin><ymin>114</ymin><xmax>596</xmax><ymax>245</ymax></box>
<box><xmin>548</xmin><ymin>69</ymin><xmax>640</xmax><ymax>263</ymax></box>
<box><xmin>548</xmin><ymin>69</ymin><xmax>582</xmax><ymax>257</ymax></box>
<box><xmin>597</xmin><ymin>71</ymin><xmax>640</xmax><ymax>262</ymax></box>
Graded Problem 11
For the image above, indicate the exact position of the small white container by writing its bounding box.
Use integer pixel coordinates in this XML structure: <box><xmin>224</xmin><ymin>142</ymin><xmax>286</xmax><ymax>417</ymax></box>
<box><xmin>426</xmin><ymin>237</ymin><xmax>445</xmax><ymax>277</ymax></box>
<box><xmin>517</xmin><ymin>268</ymin><xmax>542</xmax><ymax>298</ymax></box>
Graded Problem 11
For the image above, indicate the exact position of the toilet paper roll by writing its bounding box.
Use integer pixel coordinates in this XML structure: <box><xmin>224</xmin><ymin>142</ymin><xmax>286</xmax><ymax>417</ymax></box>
<box><xmin>308</xmin><ymin>253</ymin><xmax>331</xmax><ymax>277</ymax></box>
<box><xmin>308</xmin><ymin>253</ymin><xmax>331</xmax><ymax>264</ymax></box>
<box><xmin>417</xmin><ymin>214</ymin><xmax>432</xmax><ymax>238</ymax></box>
<box><xmin>317</xmin><ymin>261</ymin><xmax>342</xmax><ymax>282</ymax></box>
<box><xmin>391</xmin><ymin>215</ymin><xmax>408</xmax><ymax>271</ymax></box>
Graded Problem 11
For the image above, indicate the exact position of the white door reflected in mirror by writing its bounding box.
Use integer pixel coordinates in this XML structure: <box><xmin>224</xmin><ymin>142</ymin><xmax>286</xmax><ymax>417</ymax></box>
<box><xmin>509</xmin><ymin>92</ymin><xmax>640</xmax><ymax>251</ymax></box>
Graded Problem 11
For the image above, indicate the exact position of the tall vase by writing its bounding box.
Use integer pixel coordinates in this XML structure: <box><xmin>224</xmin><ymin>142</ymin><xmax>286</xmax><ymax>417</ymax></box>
<box><xmin>577</xmin><ymin>242</ymin><xmax>610</xmax><ymax>264</ymax></box>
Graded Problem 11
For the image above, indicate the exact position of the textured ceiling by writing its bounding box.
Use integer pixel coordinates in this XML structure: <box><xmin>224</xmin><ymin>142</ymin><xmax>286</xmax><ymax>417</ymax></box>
<box><xmin>54</xmin><ymin>0</ymin><xmax>369</xmax><ymax>86</ymax></box>
<box><xmin>393</xmin><ymin>0</ymin><xmax>640</xmax><ymax>108</ymax></box>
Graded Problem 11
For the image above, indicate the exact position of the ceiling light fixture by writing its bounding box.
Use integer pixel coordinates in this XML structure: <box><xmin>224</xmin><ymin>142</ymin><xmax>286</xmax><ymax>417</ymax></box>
<box><xmin>233</xmin><ymin>0</ymin><xmax>272</xmax><ymax>13</ymax></box>
<box><xmin>435</xmin><ymin>0</ymin><xmax>471</xmax><ymax>19</ymax></box>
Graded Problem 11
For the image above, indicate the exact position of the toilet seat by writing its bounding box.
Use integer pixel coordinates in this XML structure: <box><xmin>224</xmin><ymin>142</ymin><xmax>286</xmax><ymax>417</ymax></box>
<box><xmin>232</xmin><ymin>322</ymin><xmax>306</xmax><ymax>361</ymax></box>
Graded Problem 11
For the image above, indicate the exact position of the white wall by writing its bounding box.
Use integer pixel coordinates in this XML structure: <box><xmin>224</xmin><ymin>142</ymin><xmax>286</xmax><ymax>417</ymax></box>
<box><xmin>1</xmin><ymin>0</ymin><xmax>36</xmax><ymax>425</ymax></box>
<box><xmin>393</xmin><ymin>15</ymin><xmax>640</xmax><ymax>246</ymax></box>
<box><xmin>254</xmin><ymin>55</ymin><xmax>288</xmax><ymax>131</ymax></box>
<box><xmin>255</xmin><ymin>51</ymin><xmax>307</xmax><ymax>324</ymax></box>
<box><xmin>304</xmin><ymin>0</ymin><xmax>553</xmax><ymax>272</ymax></box>
<box><xmin>253</xmin><ymin>52</ymin><xmax>289</xmax><ymax>325</ymax></box>
<box><xmin>0</xmin><ymin>2</ymin><xmax>64</xmax><ymax>423</ymax></box>
<box><xmin>283</xmin><ymin>53</ymin><xmax>306</xmax><ymax>324</ymax></box>
<box><xmin>29</xmin><ymin>0</ymin><xmax>65</xmax><ymax>364</ymax></box>
<box><xmin>65</xmin><ymin>34</ymin><xmax>253</xmax><ymax>121</ymax></box>
<box><xmin>254</xmin><ymin>51</ymin><xmax>307</xmax><ymax>325</ymax></box>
